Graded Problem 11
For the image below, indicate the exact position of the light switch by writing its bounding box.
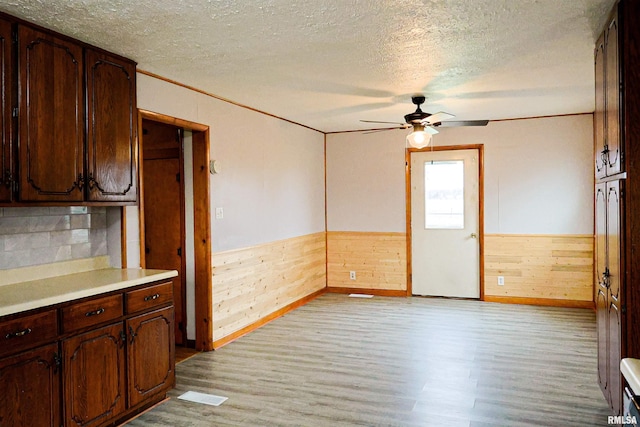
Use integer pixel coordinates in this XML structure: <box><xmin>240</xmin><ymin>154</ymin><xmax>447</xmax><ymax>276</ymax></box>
<box><xmin>215</xmin><ymin>207</ymin><xmax>224</xmax><ymax>219</ymax></box>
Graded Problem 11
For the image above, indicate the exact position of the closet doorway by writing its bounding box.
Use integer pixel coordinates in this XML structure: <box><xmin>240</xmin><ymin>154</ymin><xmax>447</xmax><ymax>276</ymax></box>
<box><xmin>138</xmin><ymin>110</ymin><xmax>213</xmax><ymax>351</ymax></box>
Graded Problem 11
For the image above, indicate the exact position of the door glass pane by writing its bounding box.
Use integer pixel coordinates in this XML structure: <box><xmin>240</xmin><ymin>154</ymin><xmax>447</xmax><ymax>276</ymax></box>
<box><xmin>424</xmin><ymin>160</ymin><xmax>464</xmax><ymax>229</ymax></box>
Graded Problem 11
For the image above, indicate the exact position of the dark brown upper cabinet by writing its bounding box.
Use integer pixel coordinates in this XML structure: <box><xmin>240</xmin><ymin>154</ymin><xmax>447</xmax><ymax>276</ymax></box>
<box><xmin>0</xmin><ymin>18</ymin><xmax>13</xmax><ymax>203</ymax></box>
<box><xmin>18</xmin><ymin>24</ymin><xmax>85</xmax><ymax>202</ymax></box>
<box><xmin>0</xmin><ymin>12</ymin><xmax>138</xmax><ymax>206</ymax></box>
<box><xmin>86</xmin><ymin>49</ymin><xmax>138</xmax><ymax>202</ymax></box>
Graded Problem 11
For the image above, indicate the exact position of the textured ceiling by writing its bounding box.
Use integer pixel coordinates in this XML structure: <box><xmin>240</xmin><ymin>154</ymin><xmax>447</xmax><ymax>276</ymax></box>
<box><xmin>0</xmin><ymin>0</ymin><xmax>615</xmax><ymax>133</ymax></box>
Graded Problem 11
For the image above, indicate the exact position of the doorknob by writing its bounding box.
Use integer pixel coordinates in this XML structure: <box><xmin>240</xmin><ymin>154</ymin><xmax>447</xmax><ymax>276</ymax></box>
<box><xmin>470</xmin><ymin>233</ymin><xmax>477</xmax><ymax>239</ymax></box>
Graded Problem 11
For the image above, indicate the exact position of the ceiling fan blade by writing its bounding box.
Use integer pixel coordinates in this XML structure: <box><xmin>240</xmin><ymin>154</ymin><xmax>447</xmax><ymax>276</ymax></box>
<box><xmin>421</xmin><ymin>112</ymin><xmax>455</xmax><ymax>124</ymax></box>
<box><xmin>434</xmin><ymin>120</ymin><xmax>489</xmax><ymax>127</ymax></box>
<box><xmin>360</xmin><ymin>120</ymin><xmax>408</xmax><ymax>126</ymax></box>
<box><xmin>424</xmin><ymin>126</ymin><xmax>439</xmax><ymax>135</ymax></box>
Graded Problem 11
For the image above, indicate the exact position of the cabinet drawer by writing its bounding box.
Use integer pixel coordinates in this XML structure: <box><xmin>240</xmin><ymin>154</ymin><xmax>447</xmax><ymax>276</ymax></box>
<box><xmin>61</xmin><ymin>294</ymin><xmax>123</xmax><ymax>333</ymax></box>
<box><xmin>0</xmin><ymin>309</ymin><xmax>58</xmax><ymax>357</ymax></box>
<box><xmin>126</xmin><ymin>282</ymin><xmax>173</xmax><ymax>314</ymax></box>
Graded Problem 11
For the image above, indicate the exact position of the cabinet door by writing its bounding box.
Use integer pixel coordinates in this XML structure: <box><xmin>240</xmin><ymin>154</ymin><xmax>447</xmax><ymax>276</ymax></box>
<box><xmin>18</xmin><ymin>25</ymin><xmax>84</xmax><ymax>202</ymax></box>
<box><xmin>0</xmin><ymin>343</ymin><xmax>61</xmax><ymax>427</ymax></box>
<box><xmin>594</xmin><ymin>32</ymin><xmax>607</xmax><ymax>180</ymax></box>
<box><xmin>605</xmin><ymin>11</ymin><xmax>622</xmax><ymax>176</ymax></box>
<box><xmin>607</xmin><ymin>180</ymin><xmax>623</xmax><ymax>414</ymax></box>
<box><xmin>85</xmin><ymin>49</ymin><xmax>138</xmax><ymax>202</ymax></box>
<box><xmin>63</xmin><ymin>323</ymin><xmax>125</xmax><ymax>427</ymax></box>
<box><xmin>0</xmin><ymin>18</ymin><xmax>13</xmax><ymax>202</ymax></box>
<box><xmin>595</xmin><ymin>183</ymin><xmax>608</xmax><ymax>394</ymax></box>
<box><xmin>127</xmin><ymin>306</ymin><xmax>175</xmax><ymax>407</ymax></box>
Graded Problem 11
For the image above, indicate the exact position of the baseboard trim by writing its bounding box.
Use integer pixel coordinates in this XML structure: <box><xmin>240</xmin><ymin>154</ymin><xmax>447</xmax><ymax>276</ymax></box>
<box><xmin>326</xmin><ymin>287</ymin><xmax>407</xmax><ymax>297</ymax></box>
<box><xmin>212</xmin><ymin>288</ymin><xmax>326</xmax><ymax>349</ymax></box>
<box><xmin>484</xmin><ymin>295</ymin><xmax>595</xmax><ymax>309</ymax></box>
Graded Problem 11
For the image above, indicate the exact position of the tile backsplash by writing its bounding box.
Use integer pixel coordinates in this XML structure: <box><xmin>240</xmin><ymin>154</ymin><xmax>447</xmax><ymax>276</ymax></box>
<box><xmin>0</xmin><ymin>207</ymin><xmax>107</xmax><ymax>270</ymax></box>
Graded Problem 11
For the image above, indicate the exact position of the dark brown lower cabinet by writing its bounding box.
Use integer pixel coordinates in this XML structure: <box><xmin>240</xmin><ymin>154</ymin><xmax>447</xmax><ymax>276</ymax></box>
<box><xmin>0</xmin><ymin>279</ymin><xmax>175</xmax><ymax>427</ymax></box>
<box><xmin>127</xmin><ymin>306</ymin><xmax>175</xmax><ymax>407</ymax></box>
<box><xmin>0</xmin><ymin>343</ymin><xmax>61</xmax><ymax>427</ymax></box>
<box><xmin>63</xmin><ymin>323</ymin><xmax>126</xmax><ymax>427</ymax></box>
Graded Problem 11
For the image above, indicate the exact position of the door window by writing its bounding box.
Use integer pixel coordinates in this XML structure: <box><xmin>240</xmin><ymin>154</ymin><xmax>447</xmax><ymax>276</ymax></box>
<box><xmin>424</xmin><ymin>160</ymin><xmax>464</xmax><ymax>229</ymax></box>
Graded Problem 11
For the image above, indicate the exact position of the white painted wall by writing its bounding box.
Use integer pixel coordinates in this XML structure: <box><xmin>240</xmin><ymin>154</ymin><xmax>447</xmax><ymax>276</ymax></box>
<box><xmin>326</xmin><ymin>114</ymin><xmax>594</xmax><ymax>235</ymax></box>
<box><xmin>326</xmin><ymin>130</ymin><xmax>407</xmax><ymax>232</ymax></box>
<box><xmin>135</xmin><ymin>73</ymin><xmax>326</xmax><ymax>254</ymax></box>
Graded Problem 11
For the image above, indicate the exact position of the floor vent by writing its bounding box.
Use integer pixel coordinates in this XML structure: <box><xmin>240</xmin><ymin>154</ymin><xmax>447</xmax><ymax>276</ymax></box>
<box><xmin>177</xmin><ymin>391</ymin><xmax>228</xmax><ymax>406</ymax></box>
<box><xmin>349</xmin><ymin>294</ymin><xmax>373</xmax><ymax>298</ymax></box>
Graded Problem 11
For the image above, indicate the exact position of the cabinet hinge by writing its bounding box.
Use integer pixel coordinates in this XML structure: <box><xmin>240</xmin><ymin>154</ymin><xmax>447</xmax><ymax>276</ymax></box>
<box><xmin>176</xmin><ymin>172</ymin><xmax>180</xmax><ymax>183</ymax></box>
<box><xmin>12</xmin><ymin>107</ymin><xmax>17</xmax><ymax>118</ymax></box>
<box><xmin>177</xmin><ymin>247</ymin><xmax>182</xmax><ymax>257</ymax></box>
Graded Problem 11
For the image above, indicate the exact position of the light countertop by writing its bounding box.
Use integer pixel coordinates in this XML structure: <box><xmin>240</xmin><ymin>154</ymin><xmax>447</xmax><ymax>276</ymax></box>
<box><xmin>0</xmin><ymin>268</ymin><xmax>178</xmax><ymax>317</ymax></box>
<box><xmin>621</xmin><ymin>358</ymin><xmax>640</xmax><ymax>395</ymax></box>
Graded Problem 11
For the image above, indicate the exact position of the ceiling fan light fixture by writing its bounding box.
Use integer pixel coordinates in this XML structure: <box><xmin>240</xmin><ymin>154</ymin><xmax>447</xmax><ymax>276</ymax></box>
<box><xmin>406</xmin><ymin>124</ymin><xmax>432</xmax><ymax>148</ymax></box>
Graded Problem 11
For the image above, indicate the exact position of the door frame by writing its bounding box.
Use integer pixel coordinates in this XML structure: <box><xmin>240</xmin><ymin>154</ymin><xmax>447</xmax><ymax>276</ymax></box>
<box><xmin>405</xmin><ymin>144</ymin><xmax>485</xmax><ymax>299</ymax></box>
<box><xmin>137</xmin><ymin>109</ymin><xmax>213</xmax><ymax>351</ymax></box>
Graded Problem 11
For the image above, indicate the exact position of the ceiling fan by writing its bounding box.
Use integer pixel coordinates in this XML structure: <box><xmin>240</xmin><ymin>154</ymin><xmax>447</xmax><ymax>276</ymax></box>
<box><xmin>360</xmin><ymin>95</ymin><xmax>489</xmax><ymax>148</ymax></box>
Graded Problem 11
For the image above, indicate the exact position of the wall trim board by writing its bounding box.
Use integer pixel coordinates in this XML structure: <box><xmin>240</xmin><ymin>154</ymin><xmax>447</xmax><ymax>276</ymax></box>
<box><xmin>213</xmin><ymin>288</ymin><xmax>326</xmax><ymax>349</ymax></box>
<box><xmin>325</xmin><ymin>113</ymin><xmax>593</xmax><ymax>135</ymax></box>
<box><xmin>326</xmin><ymin>287</ymin><xmax>406</xmax><ymax>297</ymax></box>
<box><xmin>327</xmin><ymin>231</ymin><xmax>407</xmax><ymax>291</ymax></box>
<box><xmin>487</xmin><ymin>233</ymin><xmax>594</xmax><ymax>238</ymax></box>
<box><xmin>484</xmin><ymin>295</ymin><xmax>595</xmax><ymax>309</ymax></box>
<box><xmin>212</xmin><ymin>232</ymin><xmax>326</xmax><ymax>342</ymax></box>
<box><xmin>405</xmin><ymin>145</ymin><xmax>485</xmax><ymax>298</ymax></box>
<box><xmin>137</xmin><ymin>69</ymin><xmax>323</xmax><ymax>134</ymax></box>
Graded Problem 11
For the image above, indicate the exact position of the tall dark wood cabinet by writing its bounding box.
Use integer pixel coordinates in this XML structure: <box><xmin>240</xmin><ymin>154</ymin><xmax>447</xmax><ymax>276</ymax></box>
<box><xmin>18</xmin><ymin>25</ymin><xmax>85</xmax><ymax>202</ymax></box>
<box><xmin>595</xmin><ymin>0</ymin><xmax>640</xmax><ymax>415</ymax></box>
<box><xmin>0</xmin><ymin>17</ymin><xmax>13</xmax><ymax>202</ymax></box>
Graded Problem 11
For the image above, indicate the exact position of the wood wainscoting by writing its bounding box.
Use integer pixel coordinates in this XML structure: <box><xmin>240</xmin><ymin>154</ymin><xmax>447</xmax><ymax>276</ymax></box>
<box><xmin>327</xmin><ymin>231</ymin><xmax>406</xmax><ymax>295</ymax></box>
<box><xmin>211</xmin><ymin>232</ymin><xmax>326</xmax><ymax>347</ymax></box>
<box><xmin>484</xmin><ymin>234</ymin><xmax>594</xmax><ymax>308</ymax></box>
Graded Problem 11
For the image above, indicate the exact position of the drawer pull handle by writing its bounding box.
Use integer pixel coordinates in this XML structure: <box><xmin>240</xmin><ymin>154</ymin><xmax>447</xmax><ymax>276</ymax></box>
<box><xmin>85</xmin><ymin>308</ymin><xmax>105</xmax><ymax>317</ymax></box>
<box><xmin>5</xmin><ymin>328</ymin><xmax>32</xmax><ymax>339</ymax></box>
<box><xmin>144</xmin><ymin>293</ymin><xmax>160</xmax><ymax>302</ymax></box>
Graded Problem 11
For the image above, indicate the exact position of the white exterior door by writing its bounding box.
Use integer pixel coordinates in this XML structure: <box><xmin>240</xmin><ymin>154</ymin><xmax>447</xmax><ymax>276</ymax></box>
<box><xmin>411</xmin><ymin>149</ymin><xmax>480</xmax><ymax>298</ymax></box>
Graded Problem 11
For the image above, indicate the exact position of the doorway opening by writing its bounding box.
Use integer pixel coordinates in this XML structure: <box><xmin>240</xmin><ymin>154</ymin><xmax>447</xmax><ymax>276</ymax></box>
<box><xmin>138</xmin><ymin>110</ymin><xmax>213</xmax><ymax>351</ymax></box>
<box><xmin>406</xmin><ymin>145</ymin><xmax>485</xmax><ymax>299</ymax></box>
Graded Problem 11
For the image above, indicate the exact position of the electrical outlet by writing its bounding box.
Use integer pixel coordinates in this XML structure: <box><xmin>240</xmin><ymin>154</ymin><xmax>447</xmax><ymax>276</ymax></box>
<box><xmin>498</xmin><ymin>276</ymin><xmax>505</xmax><ymax>286</ymax></box>
<box><xmin>215</xmin><ymin>207</ymin><xmax>223</xmax><ymax>219</ymax></box>
<box><xmin>349</xmin><ymin>271</ymin><xmax>356</xmax><ymax>280</ymax></box>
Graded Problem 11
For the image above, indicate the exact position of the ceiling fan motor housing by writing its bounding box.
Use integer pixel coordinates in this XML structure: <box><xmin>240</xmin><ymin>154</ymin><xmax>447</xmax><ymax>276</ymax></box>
<box><xmin>404</xmin><ymin>95</ymin><xmax>430</xmax><ymax>124</ymax></box>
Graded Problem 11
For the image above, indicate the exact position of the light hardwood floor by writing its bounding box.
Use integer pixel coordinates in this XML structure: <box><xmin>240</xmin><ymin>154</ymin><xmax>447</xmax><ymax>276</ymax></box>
<box><xmin>127</xmin><ymin>294</ymin><xmax>610</xmax><ymax>426</ymax></box>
